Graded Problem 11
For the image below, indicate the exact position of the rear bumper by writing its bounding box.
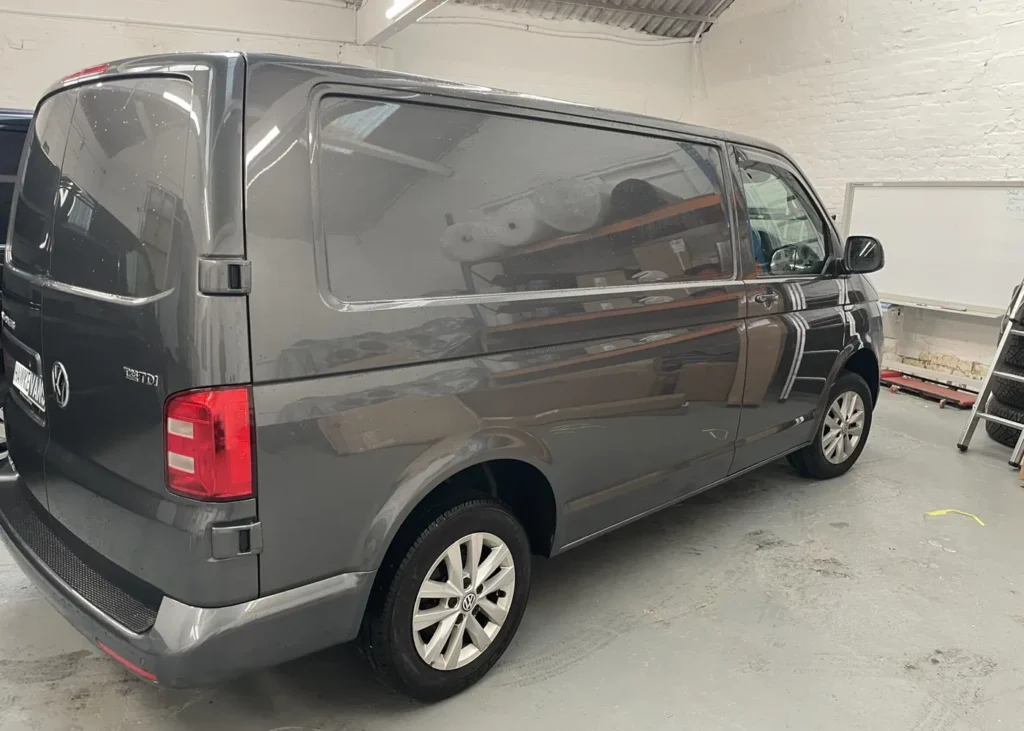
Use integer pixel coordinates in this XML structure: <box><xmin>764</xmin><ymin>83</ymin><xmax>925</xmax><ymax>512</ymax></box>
<box><xmin>0</xmin><ymin>480</ymin><xmax>375</xmax><ymax>688</ymax></box>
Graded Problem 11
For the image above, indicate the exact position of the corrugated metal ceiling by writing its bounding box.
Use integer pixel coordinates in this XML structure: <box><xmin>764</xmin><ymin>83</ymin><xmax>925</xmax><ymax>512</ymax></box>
<box><xmin>450</xmin><ymin>0</ymin><xmax>736</xmax><ymax>38</ymax></box>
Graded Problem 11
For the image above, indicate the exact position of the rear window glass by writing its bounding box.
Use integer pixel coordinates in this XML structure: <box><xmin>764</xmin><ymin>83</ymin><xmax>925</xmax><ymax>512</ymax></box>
<box><xmin>9</xmin><ymin>94</ymin><xmax>74</xmax><ymax>277</ymax></box>
<box><xmin>47</xmin><ymin>78</ymin><xmax>194</xmax><ymax>298</ymax></box>
<box><xmin>315</xmin><ymin>97</ymin><xmax>733</xmax><ymax>305</ymax></box>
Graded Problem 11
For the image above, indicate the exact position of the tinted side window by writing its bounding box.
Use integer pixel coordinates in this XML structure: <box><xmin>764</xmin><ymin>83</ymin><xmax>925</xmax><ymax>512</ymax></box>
<box><xmin>9</xmin><ymin>94</ymin><xmax>76</xmax><ymax>277</ymax></box>
<box><xmin>0</xmin><ymin>129</ymin><xmax>26</xmax><ymax>177</ymax></box>
<box><xmin>0</xmin><ymin>182</ymin><xmax>14</xmax><ymax>247</ymax></box>
<box><xmin>735</xmin><ymin>148</ymin><xmax>827</xmax><ymax>276</ymax></box>
<box><xmin>317</xmin><ymin>97</ymin><xmax>733</xmax><ymax>306</ymax></box>
<box><xmin>50</xmin><ymin>78</ymin><xmax>193</xmax><ymax>298</ymax></box>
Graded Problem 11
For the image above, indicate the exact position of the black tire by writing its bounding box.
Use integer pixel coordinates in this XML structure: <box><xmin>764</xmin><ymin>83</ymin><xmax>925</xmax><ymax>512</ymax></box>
<box><xmin>991</xmin><ymin>364</ymin><xmax>1024</xmax><ymax>408</ymax></box>
<box><xmin>361</xmin><ymin>498</ymin><xmax>532</xmax><ymax>702</ymax></box>
<box><xmin>1004</xmin><ymin>335</ymin><xmax>1024</xmax><ymax>369</ymax></box>
<box><xmin>985</xmin><ymin>398</ymin><xmax>1024</xmax><ymax>448</ymax></box>
<box><xmin>787</xmin><ymin>371</ymin><xmax>874</xmax><ymax>479</ymax></box>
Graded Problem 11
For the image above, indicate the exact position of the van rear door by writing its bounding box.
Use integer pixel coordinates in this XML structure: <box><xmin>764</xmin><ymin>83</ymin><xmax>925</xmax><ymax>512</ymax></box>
<box><xmin>3</xmin><ymin>93</ymin><xmax>75</xmax><ymax>511</ymax></box>
<box><xmin>5</xmin><ymin>61</ymin><xmax>258</xmax><ymax>613</ymax></box>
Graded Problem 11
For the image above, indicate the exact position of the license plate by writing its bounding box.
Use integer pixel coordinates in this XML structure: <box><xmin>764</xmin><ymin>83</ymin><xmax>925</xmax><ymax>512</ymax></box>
<box><xmin>13</xmin><ymin>361</ymin><xmax>45</xmax><ymax>411</ymax></box>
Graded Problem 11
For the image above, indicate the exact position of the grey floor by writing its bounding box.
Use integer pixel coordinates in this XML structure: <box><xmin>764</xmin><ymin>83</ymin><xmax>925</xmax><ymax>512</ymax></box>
<box><xmin>2</xmin><ymin>392</ymin><xmax>1023</xmax><ymax>731</ymax></box>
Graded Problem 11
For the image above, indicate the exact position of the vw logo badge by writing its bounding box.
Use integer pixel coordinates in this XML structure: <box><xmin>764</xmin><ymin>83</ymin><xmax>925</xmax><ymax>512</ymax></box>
<box><xmin>460</xmin><ymin>593</ymin><xmax>477</xmax><ymax>613</ymax></box>
<box><xmin>52</xmin><ymin>362</ymin><xmax>70</xmax><ymax>409</ymax></box>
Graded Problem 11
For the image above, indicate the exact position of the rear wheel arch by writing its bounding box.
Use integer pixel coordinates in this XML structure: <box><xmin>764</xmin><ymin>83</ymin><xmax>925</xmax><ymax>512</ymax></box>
<box><xmin>362</xmin><ymin>456</ymin><xmax>558</xmax><ymax>626</ymax></box>
<box><xmin>373</xmin><ymin>458</ymin><xmax>558</xmax><ymax>573</ymax></box>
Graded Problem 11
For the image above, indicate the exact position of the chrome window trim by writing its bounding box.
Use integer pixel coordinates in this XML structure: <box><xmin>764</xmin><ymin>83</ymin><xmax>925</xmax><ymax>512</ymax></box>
<box><xmin>3</xmin><ymin>263</ymin><xmax>173</xmax><ymax>306</ymax></box>
<box><xmin>321</xmin><ymin>278</ymin><xmax>746</xmax><ymax>313</ymax></box>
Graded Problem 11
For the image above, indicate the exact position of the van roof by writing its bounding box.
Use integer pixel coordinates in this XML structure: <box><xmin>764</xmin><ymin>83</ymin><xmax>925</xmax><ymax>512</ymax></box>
<box><xmin>43</xmin><ymin>51</ymin><xmax>786</xmax><ymax>157</ymax></box>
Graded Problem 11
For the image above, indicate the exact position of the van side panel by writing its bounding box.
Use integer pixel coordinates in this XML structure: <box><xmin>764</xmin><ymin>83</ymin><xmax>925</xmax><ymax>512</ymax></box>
<box><xmin>244</xmin><ymin>60</ymin><xmax>746</xmax><ymax>593</ymax></box>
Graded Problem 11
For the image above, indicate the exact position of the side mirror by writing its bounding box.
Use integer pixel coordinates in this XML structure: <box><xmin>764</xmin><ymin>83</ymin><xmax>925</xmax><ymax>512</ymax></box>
<box><xmin>844</xmin><ymin>235</ymin><xmax>884</xmax><ymax>274</ymax></box>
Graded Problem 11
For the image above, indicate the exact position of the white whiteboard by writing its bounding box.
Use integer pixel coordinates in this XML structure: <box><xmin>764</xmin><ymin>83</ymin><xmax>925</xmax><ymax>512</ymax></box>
<box><xmin>843</xmin><ymin>182</ymin><xmax>1024</xmax><ymax>315</ymax></box>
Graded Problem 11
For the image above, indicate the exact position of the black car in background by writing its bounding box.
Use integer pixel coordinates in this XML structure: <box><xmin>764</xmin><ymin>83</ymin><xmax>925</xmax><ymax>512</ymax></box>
<box><xmin>0</xmin><ymin>109</ymin><xmax>31</xmax><ymax>465</ymax></box>
<box><xmin>1</xmin><ymin>109</ymin><xmax>30</xmax><ymax>252</ymax></box>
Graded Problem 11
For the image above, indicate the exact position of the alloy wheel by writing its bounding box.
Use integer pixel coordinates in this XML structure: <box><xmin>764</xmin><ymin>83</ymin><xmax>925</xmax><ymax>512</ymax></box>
<box><xmin>412</xmin><ymin>532</ymin><xmax>516</xmax><ymax>671</ymax></box>
<box><xmin>822</xmin><ymin>391</ymin><xmax>865</xmax><ymax>464</ymax></box>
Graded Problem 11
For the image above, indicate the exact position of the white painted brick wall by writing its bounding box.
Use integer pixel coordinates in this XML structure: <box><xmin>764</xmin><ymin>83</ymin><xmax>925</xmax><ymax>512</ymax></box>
<box><xmin>693</xmin><ymin>0</ymin><xmax>1024</xmax><ymax>375</ymax></box>
<box><xmin>0</xmin><ymin>0</ymin><xmax>369</xmax><ymax>108</ymax></box>
<box><xmin>387</xmin><ymin>5</ymin><xmax>695</xmax><ymax>121</ymax></box>
<box><xmin>693</xmin><ymin>0</ymin><xmax>1024</xmax><ymax>216</ymax></box>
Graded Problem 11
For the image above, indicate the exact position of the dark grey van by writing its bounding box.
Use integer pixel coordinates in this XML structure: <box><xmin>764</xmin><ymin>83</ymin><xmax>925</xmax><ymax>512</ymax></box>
<box><xmin>0</xmin><ymin>53</ymin><xmax>884</xmax><ymax>701</ymax></box>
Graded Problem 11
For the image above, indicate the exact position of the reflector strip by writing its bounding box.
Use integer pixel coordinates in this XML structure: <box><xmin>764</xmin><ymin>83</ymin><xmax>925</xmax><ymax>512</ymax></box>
<box><xmin>167</xmin><ymin>451</ymin><xmax>195</xmax><ymax>474</ymax></box>
<box><xmin>97</xmin><ymin>641</ymin><xmax>158</xmax><ymax>682</ymax></box>
<box><xmin>167</xmin><ymin>418</ymin><xmax>194</xmax><ymax>439</ymax></box>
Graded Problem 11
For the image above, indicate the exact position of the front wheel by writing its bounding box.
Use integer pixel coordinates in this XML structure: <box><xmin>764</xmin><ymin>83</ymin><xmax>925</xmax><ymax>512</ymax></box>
<box><xmin>361</xmin><ymin>498</ymin><xmax>531</xmax><ymax>702</ymax></box>
<box><xmin>788</xmin><ymin>371</ymin><xmax>874</xmax><ymax>479</ymax></box>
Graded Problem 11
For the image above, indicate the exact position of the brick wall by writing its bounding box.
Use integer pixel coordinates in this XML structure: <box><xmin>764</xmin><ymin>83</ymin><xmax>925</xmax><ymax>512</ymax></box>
<box><xmin>693</xmin><ymin>0</ymin><xmax>1024</xmax><ymax>215</ymax></box>
<box><xmin>693</xmin><ymin>0</ymin><xmax>1024</xmax><ymax>377</ymax></box>
<box><xmin>388</xmin><ymin>5</ymin><xmax>694</xmax><ymax>121</ymax></box>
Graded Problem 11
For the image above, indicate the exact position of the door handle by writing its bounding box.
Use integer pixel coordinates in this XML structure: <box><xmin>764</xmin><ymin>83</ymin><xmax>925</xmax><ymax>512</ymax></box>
<box><xmin>753</xmin><ymin>289</ymin><xmax>779</xmax><ymax>307</ymax></box>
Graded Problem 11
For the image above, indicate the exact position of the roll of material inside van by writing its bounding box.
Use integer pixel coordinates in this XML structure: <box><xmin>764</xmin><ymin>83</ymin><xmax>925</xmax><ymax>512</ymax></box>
<box><xmin>530</xmin><ymin>178</ymin><xmax>610</xmax><ymax>233</ymax></box>
<box><xmin>440</xmin><ymin>221</ymin><xmax>504</xmax><ymax>262</ymax></box>
<box><xmin>491</xmin><ymin>199</ymin><xmax>553</xmax><ymax>248</ymax></box>
<box><xmin>607</xmin><ymin>178</ymin><xmax>680</xmax><ymax>221</ymax></box>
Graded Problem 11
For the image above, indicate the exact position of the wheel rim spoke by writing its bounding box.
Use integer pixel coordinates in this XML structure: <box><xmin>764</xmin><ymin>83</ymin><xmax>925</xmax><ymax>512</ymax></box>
<box><xmin>480</xmin><ymin>565</ymin><xmax>515</xmax><ymax>596</ymax></box>
<box><xmin>419</xmin><ymin>579</ymin><xmax>461</xmax><ymax>600</ymax></box>
<box><xmin>466</xmin><ymin>533</ymin><xmax>483</xmax><ymax>589</ymax></box>
<box><xmin>441</xmin><ymin>620</ymin><xmax>467</xmax><ymax>671</ymax></box>
<box><xmin>464</xmin><ymin>612</ymin><xmax>493</xmax><ymax>653</ymax></box>
<box><xmin>477</xmin><ymin>597</ymin><xmax>508</xmax><ymax>625</ymax></box>
<box><xmin>413</xmin><ymin>604</ymin><xmax>457</xmax><ymax>631</ymax></box>
<box><xmin>422</xmin><ymin>613</ymin><xmax>459</xmax><ymax>666</ymax></box>
<box><xmin>476</xmin><ymin>544</ymin><xmax>509</xmax><ymax>585</ymax></box>
<box><xmin>444</xmin><ymin>544</ymin><xmax>464</xmax><ymax>586</ymax></box>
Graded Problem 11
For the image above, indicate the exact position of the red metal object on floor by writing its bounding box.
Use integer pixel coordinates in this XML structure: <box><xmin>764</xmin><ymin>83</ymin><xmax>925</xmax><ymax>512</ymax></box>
<box><xmin>880</xmin><ymin>369</ymin><xmax>977</xmax><ymax>409</ymax></box>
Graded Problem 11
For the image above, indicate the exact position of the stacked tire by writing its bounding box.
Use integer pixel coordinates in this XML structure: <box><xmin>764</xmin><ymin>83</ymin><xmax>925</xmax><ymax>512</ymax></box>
<box><xmin>987</xmin><ymin>285</ymin><xmax>1024</xmax><ymax>447</ymax></box>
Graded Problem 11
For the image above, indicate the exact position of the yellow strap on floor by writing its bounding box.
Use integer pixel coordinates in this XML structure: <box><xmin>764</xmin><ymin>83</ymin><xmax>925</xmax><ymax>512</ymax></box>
<box><xmin>924</xmin><ymin>509</ymin><xmax>985</xmax><ymax>526</ymax></box>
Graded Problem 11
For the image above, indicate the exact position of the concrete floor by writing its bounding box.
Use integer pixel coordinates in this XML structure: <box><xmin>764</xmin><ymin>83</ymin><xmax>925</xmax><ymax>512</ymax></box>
<box><xmin>2</xmin><ymin>392</ymin><xmax>1024</xmax><ymax>730</ymax></box>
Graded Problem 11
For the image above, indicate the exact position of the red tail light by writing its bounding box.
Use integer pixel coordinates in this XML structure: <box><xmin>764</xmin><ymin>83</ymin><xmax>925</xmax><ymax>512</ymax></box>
<box><xmin>164</xmin><ymin>387</ymin><xmax>254</xmax><ymax>501</ymax></box>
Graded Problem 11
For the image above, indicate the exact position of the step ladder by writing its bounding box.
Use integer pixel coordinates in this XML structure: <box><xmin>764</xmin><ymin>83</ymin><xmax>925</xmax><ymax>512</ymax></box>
<box><xmin>958</xmin><ymin>283</ymin><xmax>1024</xmax><ymax>467</ymax></box>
